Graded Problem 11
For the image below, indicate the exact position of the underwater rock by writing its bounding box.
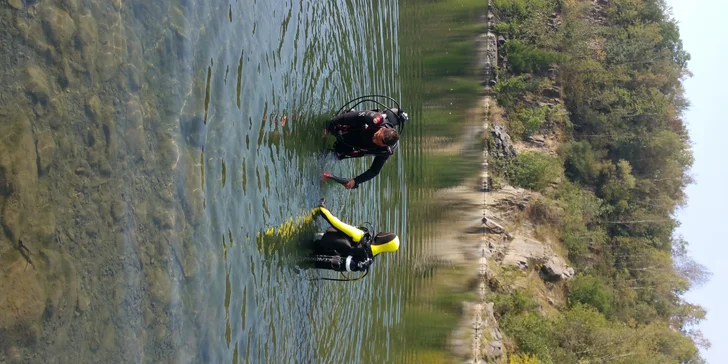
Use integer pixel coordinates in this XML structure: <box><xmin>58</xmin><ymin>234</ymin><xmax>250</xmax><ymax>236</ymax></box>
<box><xmin>95</xmin><ymin>17</ymin><xmax>126</xmax><ymax>82</ymax></box>
<box><xmin>75</xmin><ymin>12</ymin><xmax>98</xmax><ymax>66</ymax></box>
<box><xmin>56</xmin><ymin>132</ymin><xmax>76</xmax><ymax>160</ymax></box>
<box><xmin>103</xmin><ymin>119</ymin><xmax>119</xmax><ymax>160</ymax></box>
<box><xmin>60</xmin><ymin>0</ymin><xmax>78</xmax><ymax>12</ymax></box>
<box><xmin>42</xmin><ymin>5</ymin><xmax>76</xmax><ymax>49</ymax></box>
<box><xmin>76</xmin><ymin>294</ymin><xmax>90</xmax><ymax>313</ymax></box>
<box><xmin>152</xmin><ymin>205</ymin><xmax>175</xmax><ymax>230</ymax></box>
<box><xmin>183</xmin><ymin>255</ymin><xmax>198</xmax><ymax>280</ymax></box>
<box><xmin>8</xmin><ymin>0</ymin><xmax>22</xmax><ymax>10</ymax></box>
<box><xmin>126</xmin><ymin>96</ymin><xmax>143</xmax><ymax>127</ymax></box>
<box><xmin>86</xmin><ymin>94</ymin><xmax>102</xmax><ymax>122</ymax></box>
<box><xmin>111</xmin><ymin>200</ymin><xmax>127</xmax><ymax>223</ymax></box>
<box><xmin>28</xmin><ymin>208</ymin><xmax>56</xmax><ymax>246</ymax></box>
<box><xmin>36</xmin><ymin>131</ymin><xmax>56</xmax><ymax>175</ymax></box>
<box><xmin>147</xmin><ymin>266</ymin><xmax>173</xmax><ymax>307</ymax></box>
<box><xmin>48</xmin><ymin>98</ymin><xmax>66</xmax><ymax>129</ymax></box>
<box><xmin>24</xmin><ymin>66</ymin><xmax>51</xmax><ymax>104</ymax></box>
<box><xmin>101</xmin><ymin>322</ymin><xmax>116</xmax><ymax>351</ymax></box>
<box><xmin>98</xmin><ymin>156</ymin><xmax>112</xmax><ymax>176</ymax></box>
<box><xmin>2</xmin><ymin>195</ymin><xmax>22</xmax><ymax>241</ymax></box>
<box><xmin>0</xmin><ymin>259</ymin><xmax>46</xmax><ymax>350</ymax></box>
<box><xmin>6</xmin><ymin>346</ymin><xmax>23</xmax><ymax>363</ymax></box>
<box><xmin>158</xmin><ymin>138</ymin><xmax>181</xmax><ymax>170</ymax></box>
<box><xmin>120</xmin><ymin>63</ymin><xmax>142</xmax><ymax>91</ymax></box>
<box><xmin>134</xmin><ymin>200</ymin><xmax>148</xmax><ymax>221</ymax></box>
<box><xmin>126</xmin><ymin>128</ymin><xmax>147</xmax><ymax>161</ymax></box>
<box><xmin>96</xmin><ymin>50</ymin><xmax>121</xmax><ymax>82</ymax></box>
<box><xmin>0</xmin><ymin>108</ymin><xmax>38</xmax><ymax>240</ymax></box>
<box><xmin>16</xmin><ymin>16</ymin><xmax>56</xmax><ymax>60</ymax></box>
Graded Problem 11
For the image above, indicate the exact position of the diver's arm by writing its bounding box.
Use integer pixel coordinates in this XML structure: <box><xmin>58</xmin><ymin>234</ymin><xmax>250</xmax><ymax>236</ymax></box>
<box><xmin>352</xmin><ymin>155</ymin><xmax>389</xmax><ymax>187</ymax></box>
<box><xmin>317</xmin><ymin>206</ymin><xmax>365</xmax><ymax>243</ymax></box>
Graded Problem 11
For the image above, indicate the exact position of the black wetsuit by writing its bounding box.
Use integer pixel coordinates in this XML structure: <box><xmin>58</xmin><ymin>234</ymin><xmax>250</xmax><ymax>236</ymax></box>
<box><xmin>326</xmin><ymin>110</ymin><xmax>399</xmax><ymax>187</ymax></box>
<box><xmin>308</xmin><ymin>207</ymin><xmax>374</xmax><ymax>272</ymax></box>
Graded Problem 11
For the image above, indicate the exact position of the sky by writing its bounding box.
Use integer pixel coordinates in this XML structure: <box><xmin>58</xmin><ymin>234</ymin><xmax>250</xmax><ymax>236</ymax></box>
<box><xmin>666</xmin><ymin>0</ymin><xmax>727</xmax><ymax>362</ymax></box>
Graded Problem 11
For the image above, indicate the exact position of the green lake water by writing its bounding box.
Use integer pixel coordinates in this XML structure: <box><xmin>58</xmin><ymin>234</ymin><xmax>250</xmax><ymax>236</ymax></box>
<box><xmin>0</xmin><ymin>0</ymin><xmax>485</xmax><ymax>362</ymax></box>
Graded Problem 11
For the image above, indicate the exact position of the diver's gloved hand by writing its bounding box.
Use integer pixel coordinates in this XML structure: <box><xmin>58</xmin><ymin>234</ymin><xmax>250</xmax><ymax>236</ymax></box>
<box><xmin>319</xmin><ymin>198</ymin><xmax>326</xmax><ymax>208</ymax></box>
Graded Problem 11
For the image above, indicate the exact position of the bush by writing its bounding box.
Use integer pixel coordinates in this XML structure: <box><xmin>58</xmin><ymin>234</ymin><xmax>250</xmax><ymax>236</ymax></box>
<box><xmin>511</xmin><ymin>151</ymin><xmax>562</xmax><ymax>190</ymax></box>
<box><xmin>561</xmin><ymin>141</ymin><xmax>602</xmax><ymax>184</ymax></box>
<box><xmin>493</xmin><ymin>289</ymin><xmax>540</xmax><ymax>318</ymax></box>
<box><xmin>505</xmin><ymin>40</ymin><xmax>563</xmax><ymax>74</ymax></box>
<box><xmin>527</xmin><ymin>197</ymin><xmax>562</xmax><ymax>226</ymax></box>
<box><xmin>569</xmin><ymin>274</ymin><xmax>613</xmax><ymax>316</ymax></box>
<box><xmin>493</xmin><ymin>74</ymin><xmax>534</xmax><ymax>109</ymax></box>
<box><xmin>502</xmin><ymin>313</ymin><xmax>555</xmax><ymax>364</ymax></box>
<box><xmin>513</xmin><ymin>105</ymin><xmax>547</xmax><ymax>139</ymax></box>
<box><xmin>509</xmin><ymin>354</ymin><xmax>544</xmax><ymax>364</ymax></box>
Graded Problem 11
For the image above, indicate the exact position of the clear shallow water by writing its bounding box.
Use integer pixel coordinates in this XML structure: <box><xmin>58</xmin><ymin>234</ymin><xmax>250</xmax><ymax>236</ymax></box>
<box><xmin>0</xmin><ymin>0</ymin><xmax>483</xmax><ymax>362</ymax></box>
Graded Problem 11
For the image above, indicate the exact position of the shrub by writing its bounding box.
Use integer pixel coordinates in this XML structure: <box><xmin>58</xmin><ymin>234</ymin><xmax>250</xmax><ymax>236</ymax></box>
<box><xmin>511</xmin><ymin>151</ymin><xmax>562</xmax><ymax>191</ymax></box>
<box><xmin>493</xmin><ymin>74</ymin><xmax>533</xmax><ymax>109</ymax></box>
<box><xmin>513</xmin><ymin>105</ymin><xmax>547</xmax><ymax>139</ymax></box>
<box><xmin>548</xmin><ymin>182</ymin><xmax>607</xmax><ymax>265</ymax></box>
<box><xmin>509</xmin><ymin>354</ymin><xmax>544</xmax><ymax>364</ymax></box>
<box><xmin>505</xmin><ymin>40</ymin><xmax>563</xmax><ymax>74</ymax></box>
<box><xmin>502</xmin><ymin>313</ymin><xmax>555</xmax><ymax>364</ymax></box>
<box><xmin>493</xmin><ymin>289</ymin><xmax>540</xmax><ymax>318</ymax></box>
<box><xmin>568</xmin><ymin>274</ymin><xmax>613</xmax><ymax>316</ymax></box>
<box><xmin>561</xmin><ymin>141</ymin><xmax>602</xmax><ymax>184</ymax></box>
<box><xmin>527</xmin><ymin>197</ymin><xmax>562</xmax><ymax>226</ymax></box>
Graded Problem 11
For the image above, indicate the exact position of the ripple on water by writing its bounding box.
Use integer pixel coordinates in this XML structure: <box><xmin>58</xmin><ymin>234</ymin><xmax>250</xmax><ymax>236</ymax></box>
<box><xmin>0</xmin><ymin>0</ymin><xmax>424</xmax><ymax>361</ymax></box>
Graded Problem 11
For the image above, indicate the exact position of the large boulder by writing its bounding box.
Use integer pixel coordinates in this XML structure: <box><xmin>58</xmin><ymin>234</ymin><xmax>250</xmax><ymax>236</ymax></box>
<box><xmin>486</xmin><ymin>185</ymin><xmax>534</xmax><ymax>213</ymax></box>
<box><xmin>541</xmin><ymin>255</ymin><xmax>575</xmax><ymax>281</ymax></box>
<box><xmin>490</xmin><ymin>124</ymin><xmax>516</xmax><ymax>159</ymax></box>
<box><xmin>501</xmin><ymin>236</ymin><xmax>549</xmax><ymax>269</ymax></box>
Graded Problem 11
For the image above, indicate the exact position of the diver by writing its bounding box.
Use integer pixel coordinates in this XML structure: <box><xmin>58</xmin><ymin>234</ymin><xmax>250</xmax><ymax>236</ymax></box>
<box><xmin>324</xmin><ymin>106</ymin><xmax>408</xmax><ymax>189</ymax></box>
<box><xmin>305</xmin><ymin>199</ymin><xmax>400</xmax><ymax>273</ymax></box>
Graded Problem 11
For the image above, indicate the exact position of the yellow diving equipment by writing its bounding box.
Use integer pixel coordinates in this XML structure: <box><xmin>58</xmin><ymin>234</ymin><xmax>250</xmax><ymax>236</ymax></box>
<box><xmin>317</xmin><ymin>206</ymin><xmax>365</xmax><ymax>243</ymax></box>
<box><xmin>370</xmin><ymin>233</ymin><xmax>399</xmax><ymax>256</ymax></box>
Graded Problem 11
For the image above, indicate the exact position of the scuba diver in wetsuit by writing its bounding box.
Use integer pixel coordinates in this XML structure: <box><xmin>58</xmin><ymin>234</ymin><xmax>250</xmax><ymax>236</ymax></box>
<box><xmin>324</xmin><ymin>107</ymin><xmax>409</xmax><ymax>189</ymax></box>
<box><xmin>306</xmin><ymin>199</ymin><xmax>400</xmax><ymax>273</ymax></box>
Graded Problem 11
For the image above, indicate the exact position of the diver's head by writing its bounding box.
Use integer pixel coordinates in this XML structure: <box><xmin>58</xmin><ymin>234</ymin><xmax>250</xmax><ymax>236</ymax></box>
<box><xmin>373</xmin><ymin>128</ymin><xmax>399</xmax><ymax>147</ymax></box>
<box><xmin>370</xmin><ymin>232</ymin><xmax>400</xmax><ymax>256</ymax></box>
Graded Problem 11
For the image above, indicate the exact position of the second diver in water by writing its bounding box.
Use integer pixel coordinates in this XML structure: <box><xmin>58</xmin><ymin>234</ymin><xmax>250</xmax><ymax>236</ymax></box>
<box><xmin>324</xmin><ymin>107</ymin><xmax>408</xmax><ymax>189</ymax></box>
<box><xmin>305</xmin><ymin>199</ymin><xmax>400</xmax><ymax>273</ymax></box>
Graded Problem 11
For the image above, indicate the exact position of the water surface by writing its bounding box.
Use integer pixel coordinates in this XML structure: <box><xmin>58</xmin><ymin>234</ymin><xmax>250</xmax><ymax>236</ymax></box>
<box><xmin>0</xmin><ymin>0</ymin><xmax>484</xmax><ymax>362</ymax></box>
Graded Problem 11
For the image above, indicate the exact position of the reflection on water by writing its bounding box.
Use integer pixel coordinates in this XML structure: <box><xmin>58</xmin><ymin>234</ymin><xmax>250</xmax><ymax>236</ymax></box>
<box><xmin>1</xmin><ymin>0</ymin><xmax>483</xmax><ymax>362</ymax></box>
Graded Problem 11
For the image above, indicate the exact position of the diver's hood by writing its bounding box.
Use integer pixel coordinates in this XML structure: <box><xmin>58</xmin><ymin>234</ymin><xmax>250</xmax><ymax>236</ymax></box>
<box><xmin>371</xmin><ymin>233</ymin><xmax>400</xmax><ymax>256</ymax></box>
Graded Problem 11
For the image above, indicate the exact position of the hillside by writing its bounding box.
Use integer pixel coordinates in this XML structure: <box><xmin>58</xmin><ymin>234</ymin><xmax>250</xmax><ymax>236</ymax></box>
<box><xmin>454</xmin><ymin>0</ymin><xmax>711</xmax><ymax>363</ymax></box>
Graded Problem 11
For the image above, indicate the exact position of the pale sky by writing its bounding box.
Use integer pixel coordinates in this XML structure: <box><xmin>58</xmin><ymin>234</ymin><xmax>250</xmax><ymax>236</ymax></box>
<box><xmin>667</xmin><ymin>0</ymin><xmax>727</xmax><ymax>362</ymax></box>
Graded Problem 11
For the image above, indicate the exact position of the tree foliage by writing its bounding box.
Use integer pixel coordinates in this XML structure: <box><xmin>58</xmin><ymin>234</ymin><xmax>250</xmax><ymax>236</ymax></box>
<box><xmin>511</xmin><ymin>152</ymin><xmax>562</xmax><ymax>191</ymax></box>
<box><xmin>493</xmin><ymin>0</ymin><xmax>708</xmax><ymax>361</ymax></box>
